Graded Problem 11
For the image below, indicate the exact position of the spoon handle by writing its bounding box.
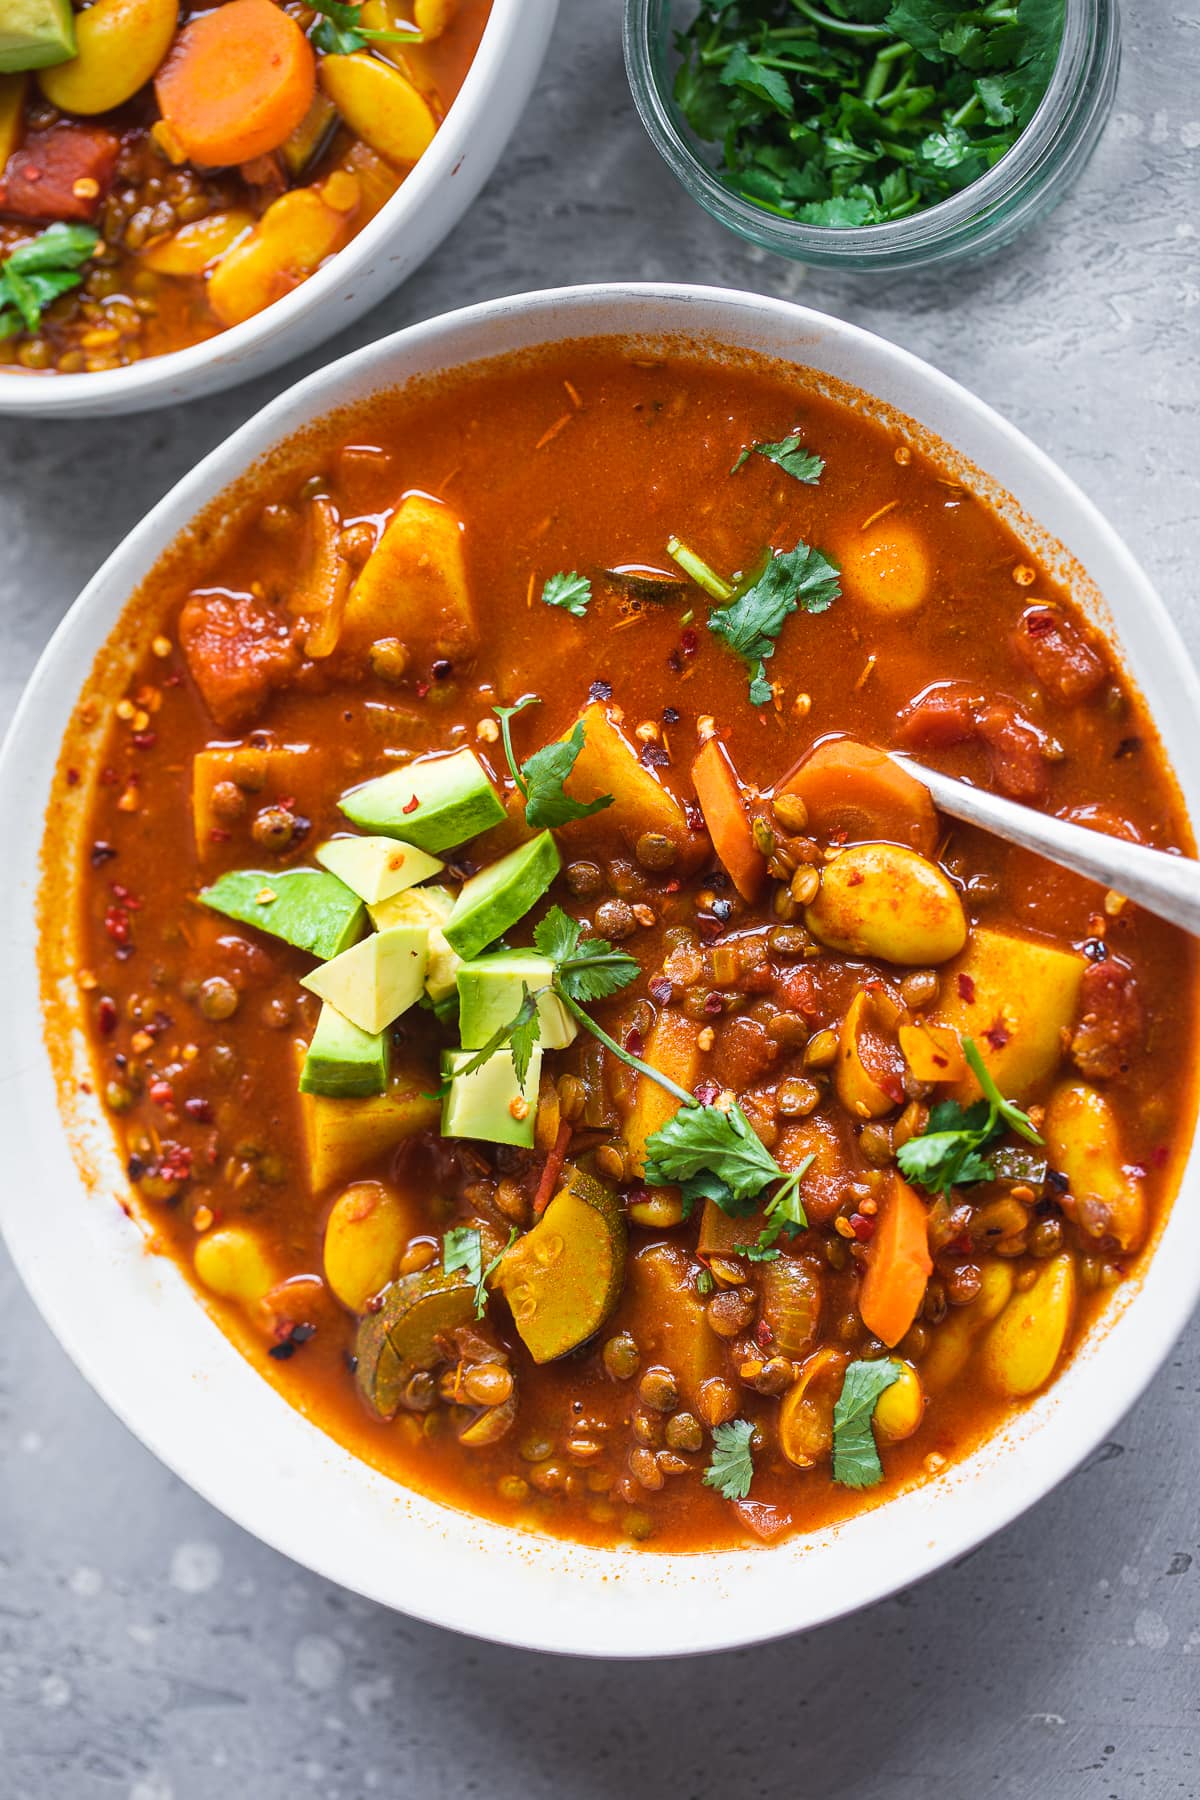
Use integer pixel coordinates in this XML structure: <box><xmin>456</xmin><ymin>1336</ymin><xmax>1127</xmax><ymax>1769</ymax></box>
<box><xmin>890</xmin><ymin>752</ymin><xmax>1200</xmax><ymax>939</ymax></box>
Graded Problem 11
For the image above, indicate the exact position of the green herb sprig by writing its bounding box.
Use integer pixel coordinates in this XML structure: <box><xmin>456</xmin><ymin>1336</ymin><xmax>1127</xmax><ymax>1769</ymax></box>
<box><xmin>896</xmin><ymin>1037</ymin><xmax>1041</xmax><ymax>1196</ymax></box>
<box><xmin>832</xmin><ymin>1358</ymin><xmax>902</xmax><ymax>1489</ymax></box>
<box><xmin>666</xmin><ymin>533</ymin><xmax>840</xmax><ymax>703</ymax></box>
<box><xmin>443</xmin><ymin>1224</ymin><xmax>518</xmax><ymax>1320</ymax></box>
<box><xmin>732</xmin><ymin>433</ymin><xmax>825</xmax><ymax>483</ymax></box>
<box><xmin>673</xmin><ymin>0</ymin><xmax>1064</xmax><ymax>230</ymax></box>
<box><xmin>703</xmin><ymin>1417</ymin><xmax>757</xmax><ymax>1500</ymax></box>
<box><xmin>308</xmin><ymin>0</ymin><xmax>422</xmax><ymax>56</ymax></box>
<box><xmin>540</xmin><ymin>571</ymin><xmax>593</xmax><ymax>617</ymax></box>
<box><xmin>492</xmin><ymin>696</ymin><xmax>615</xmax><ymax>829</ymax></box>
<box><xmin>0</xmin><ymin>224</ymin><xmax>99</xmax><ymax>339</ymax></box>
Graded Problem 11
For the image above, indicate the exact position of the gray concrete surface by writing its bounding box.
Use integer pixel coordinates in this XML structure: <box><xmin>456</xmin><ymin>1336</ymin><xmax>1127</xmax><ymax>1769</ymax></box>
<box><xmin>3</xmin><ymin>3</ymin><xmax>1200</xmax><ymax>1795</ymax></box>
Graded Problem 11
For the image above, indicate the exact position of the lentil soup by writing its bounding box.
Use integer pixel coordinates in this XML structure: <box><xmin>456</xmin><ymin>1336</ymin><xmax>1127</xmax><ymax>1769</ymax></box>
<box><xmin>53</xmin><ymin>342</ymin><xmax>1199</xmax><ymax>1551</ymax></box>
<box><xmin>0</xmin><ymin>0</ymin><xmax>490</xmax><ymax>374</ymax></box>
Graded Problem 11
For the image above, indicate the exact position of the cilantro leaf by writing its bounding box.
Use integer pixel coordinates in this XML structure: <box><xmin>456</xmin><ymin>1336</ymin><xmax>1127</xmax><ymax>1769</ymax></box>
<box><xmin>707</xmin><ymin>539</ymin><xmax>840</xmax><ymax>702</ymax></box>
<box><xmin>719</xmin><ymin>45</ymin><xmax>794</xmax><ymax>116</ymax></box>
<box><xmin>735</xmin><ymin>1155</ymin><xmax>815</xmax><ymax>1257</ymax></box>
<box><xmin>453</xmin><ymin>985</ymin><xmax>541</xmax><ymax>1088</ymax></box>
<box><xmin>443</xmin><ymin>1224</ymin><xmax>483</xmax><ymax>1291</ymax></box>
<box><xmin>0</xmin><ymin>223</ymin><xmax>98</xmax><ymax>337</ymax></box>
<box><xmin>732</xmin><ymin>434</ymin><xmax>825</xmax><ymax>484</ymax></box>
<box><xmin>521</xmin><ymin>720</ymin><xmax>615</xmax><ymax>829</ymax></box>
<box><xmin>832</xmin><ymin>1359</ymin><xmax>902</xmax><ymax>1490</ymax></box>
<box><xmin>492</xmin><ymin>694</ymin><xmax>541</xmax><ymax>799</ymax></box>
<box><xmin>541</xmin><ymin>571</ymin><xmax>592</xmax><ymax>617</ymax></box>
<box><xmin>703</xmin><ymin>1417</ymin><xmax>756</xmax><ymax>1500</ymax></box>
<box><xmin>533</xmin><ymin>905</ymin><xmax>639</xmax><ymax>1004</ymax></box>
<box><xmin>308</xmin><ymin>0</ymin><xmax>420</xmax><ymax>55</ymax></box>
<box><xmin>642</xmin><ymin>1101</ymin><xmax>787</xmax><ymax>1214</ymax></box>
<box><xmin>475</xmin><ymin>1228</ymin><xmax>517</xmax><ymax>1319</ymax></box>
<box><xmin>896</xmin><ymin>1037</ymin><xmax>1041</xmax><ymax>1195</ymax></box>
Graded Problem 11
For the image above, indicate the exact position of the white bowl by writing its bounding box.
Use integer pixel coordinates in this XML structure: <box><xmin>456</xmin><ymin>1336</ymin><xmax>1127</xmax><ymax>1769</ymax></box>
<box><xmin>3</xmin><ymin>284</ymin><xmax>1198</xmax><ymax>1657</ymax></box>
<box><xmin>0</xmin><ymin>0</ymin><xmax>558</xmax><ymax>418</ymax></box>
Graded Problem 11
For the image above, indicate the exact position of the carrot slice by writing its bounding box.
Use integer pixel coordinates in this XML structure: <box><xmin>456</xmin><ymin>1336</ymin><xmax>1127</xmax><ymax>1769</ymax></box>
<box><xmin>155</xmin><ymin>0</ymin><xmax>316</xmax><ymax>169</ymax></box>
<box><xmin>691</xmin><ymin>736</ymin><xmax>767</xmax><ymax>903</ymax></box>
<box><xmin>858</xmin><ymin>1174</ymin><xmax>932</xmax><ymax>1349</ymax></box>
<box><xmin>776</xmin><ymin>736</ymin><xmax>937</xmax><ymax>855</ymax></box>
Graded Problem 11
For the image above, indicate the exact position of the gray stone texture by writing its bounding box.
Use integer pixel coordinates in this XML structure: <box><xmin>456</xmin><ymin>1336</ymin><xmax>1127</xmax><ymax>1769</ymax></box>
<box><xmin>2</xmin><ymin>2</ymin><xmax>1199</xmax><ymax>1794</ymax></box>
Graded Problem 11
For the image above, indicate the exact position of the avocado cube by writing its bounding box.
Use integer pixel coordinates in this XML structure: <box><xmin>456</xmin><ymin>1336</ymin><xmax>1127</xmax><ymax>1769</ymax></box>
<box><xmin>300</xmin><ymin>1003</ymin><xmax>389</xmax><ymax>1098</ymax></box>
<box><xmin>370</xmin><ymin>882</ymin><xmax>460</xmax><ymax>1003</ymax></box>
<box><xmin>199</xmin><ymin>867</ymin><xmax>365</xmax><ymax>961</ymax></box>
<box><xmin>440</xmin><ymin>1045</ymin><xmax>542</xmax><ymax>1149</ymax></box>
<box><xmin>0</xmin><ymin>0</ymin><xmax>75</xmax><ymax>70</ymax></box>
<box><xmin>301</xmin><ymin>925</ymin><xmax>428</xmax><ymax>1034</ymax></box>
<box><xmin>457</xmin><ymin>950</ymin><xmax>576</xmax><ymax>1052</ymax></box>
<box><xmin>315</xmin><ymin>834</ymin><xmax>444</xmax><ymax>905</ymax></box>
<box><xmin>443</xmin><ymin>831</ymin><xmax>561</xmax><ymax>963</ymax></box>
<box><xmin>339</xmin><ymin>748</ymin><xmax>504</xmax><ymax>853</ymax></box>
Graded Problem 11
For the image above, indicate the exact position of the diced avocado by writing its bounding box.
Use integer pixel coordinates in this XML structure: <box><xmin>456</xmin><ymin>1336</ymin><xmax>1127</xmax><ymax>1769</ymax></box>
<box><xmin>494</xmin><ymin>1165</ymin><xmax>625</xmax><ymax>1363</ymax></box>
<box><xmin>199</xmin><ymin>867</ymin><xmax>364</xmax><ymax>960</ymax></box>
<box><xmin>339</xmin><ymin>748</ymin><xmax>504</xmax><ymax>853</ymax></box>
<box><xmin>315</xmin><ymin>834</ymin><xmax>444</xmax><ymax>905</ymax></box>
<box><xmin>440</xmin><ymin>1044</ymin><xmax>542</xmax><ymax>1149</ymax></box>
<box><xmin>443</xmin><ymin>831</ymin><xmax>561</xmax><ymax>963</ymax></box>
<box><xmin>301</xmin><ymin>925</ymin><xmax>428</xmax><ymax>1034</ymax></box>
<box><xmin>0</xmin><ymin>0</ymin><xmax>75</xmax><ymax>71</ymax></box>
<box><xmin>295</xmin><ymin>1043</ymin><xmax>440</xmax><ymax>1191</ymax></box>
<box><xmin>355</xmin><ymin>1266</ymin><xmax>476</xmax><ymax>1419</ymax></box>
<box><xmin>457</xmin><ymin>950</ymin><xmax>576</xmax><ymax>1051</ymax></box>
<box><xmin>370</xmin><ymin>882</ymin><xmax>460</xmax><ymax>1003</ymax></box>
<box><xmin>300</xmin><ymin>1003</ymin><xmax>388</xmax><ymax>1098</ymax></box>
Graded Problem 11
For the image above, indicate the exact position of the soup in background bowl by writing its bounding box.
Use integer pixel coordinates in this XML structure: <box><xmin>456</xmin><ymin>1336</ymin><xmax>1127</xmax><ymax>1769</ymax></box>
<box><xmin>6</xmin><ymin>285</ymin><xmax>1200</xmax><ymax>1653</ymax></box>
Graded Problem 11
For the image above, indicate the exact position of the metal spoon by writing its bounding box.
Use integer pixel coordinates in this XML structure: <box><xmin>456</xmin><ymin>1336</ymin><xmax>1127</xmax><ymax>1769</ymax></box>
<box><xmin>888</xmin><ymin>752</ymin><xmax>1200</xmax><ymax>938</ymax></box>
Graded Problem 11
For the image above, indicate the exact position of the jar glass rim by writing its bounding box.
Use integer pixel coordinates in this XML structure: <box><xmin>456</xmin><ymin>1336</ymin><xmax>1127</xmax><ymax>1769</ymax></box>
<box><xmin>623</xmin><ymin>0</ymin><xmax>1106</xmax><ymax>259</ymax></box>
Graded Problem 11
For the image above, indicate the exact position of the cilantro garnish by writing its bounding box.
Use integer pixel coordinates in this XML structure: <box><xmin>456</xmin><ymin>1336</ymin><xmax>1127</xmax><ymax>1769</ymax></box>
<box><xmin>666</xmin><ymin>536</ymin><xmax>734</xmax><ymax>602</ymax></box>
<box><xmin>732</xmin><ymin>434</ymin><xmax>825</xmax><ymax>484</ymax></box>
<box><xmin>308</xmin><ymin>0</ymin><xmax>421</xmax><ymax>55</ymax></box>
<box><xmin>703</xmin><ymin>1417</ymin><xmax>756</xmax><ymax>1500</ymax></box>
<box><xmin>0</xmin><ymin>224</ymin><xmax>99</xmax><ymax>338</ymax></box>
<box><xmin>734</xmin><ymin>1154</ymin><xmax>815</xmax><ymax>1259</ymax></box>
<box><xmin>532</xmin><ymin>906</ymin><xmax>640</xmax><ymax>1005</ymax></box>
<box><xmin>492</xmin><ymin>698</ymin><xmax>614</xmax><ymax>830</ymax></box>
<box><xmin>541</xmin><ymin>571</ymin><xmax>593</xmax><ymax>617</ymax></box>
<box><xmin>832</xmin><ymin>1358</ymin><xmax>902</xmax><ymax>1490</ymax></box>
<box><xmin>642</xmin><ymin>1102</ymin><xmax>810</xmax><ymax>1227</ymax></box>
<box><xmin>673</xmin><ymin>0</ymin><xmax>1065</xmax><ymax>230</ymax></box>
<box><xmin>444</xmin><ymin>1224</ymin><xmax>516</xmax><ymax>1319</ymax></box>
<box><xmin>455</xmin><ymin>984</ymin><xmax>541</xmax><ymax>1087</ymax></box>
<box><xmin>896</xmin><ymin>1037</ymin><xmax>1042</xmax><ymax>1196</ymax></box>
<box><xmin>707</xmin><ymin>540</ymin><xmax>841</xmax><ymax>703</ymax></box>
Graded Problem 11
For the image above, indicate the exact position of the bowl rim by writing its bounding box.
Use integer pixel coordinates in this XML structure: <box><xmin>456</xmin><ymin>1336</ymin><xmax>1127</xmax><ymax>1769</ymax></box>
<box><xmin>0</xmin><ymin>0</ymin><xmax>539</xmax><ymax>414</ymax></box>
<box><xmin>4</xmin><ymin>281</ymin><xmax>1200</xmax><ymax>1658</ymax></box>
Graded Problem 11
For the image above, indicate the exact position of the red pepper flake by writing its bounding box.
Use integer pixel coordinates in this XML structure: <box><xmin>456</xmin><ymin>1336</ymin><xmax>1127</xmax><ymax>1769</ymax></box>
<box><xmin>66</xmin><ymin>768</ymin><xmax>80</xmax><ymax>787</ymax></box>
<box><xmin>208</xmin><ymin>827</ymin><xmax>232</xmax><ymax>843</ymax></box>
<box><xmin>159</xmin><ymin>1142</ymin><xmax>193</xmax><ymax>1181</ymax></box>
<box><xmin>952</xmin><ymin>1233</ymin><xmax>974</xmax><ymax>1256</ymax></box>
<box><xmin>702</xmin><ymin>992</ymin><xmax>723</xmax><ymax>1016</ymax></box>
<box><xmin>846</xmin><ymin>870</ymin><xmax>865</xmax><ymax>888</ymax></box>
<box><xmin>414</xmin><ymin>679</ymin><xmax>431</xmax><ymax>699</ymax></box>
<box><xmin>880</xmin><ymin>1073</ymin><xmax>906</xmax><ymax>1106</ymax></box>
<box><xmin>97</xmin><ymin>995</ymin><xmax>118</xmax><ymax>1035</ymax></box>
<box><xmin>131</xmin><ymin>731</ymin><xmax>157</xmax><ymax>751</ymax></box>
<box><xmin>148</xmin><ymin>1078</ymin><xmax>175</xmax><ymax>1107</ymax></box>
<box><xmin>402</xmin><ymin>794</ymin><xmax>420</xmax><ymax>815</ymax></box>
<box><xmin>648</xmin><ymin>976</ymin><xmax>672</xmax><ymax>1004</ymax></box>
<box><xmin>624</xmin><ymin>1027</ymin><xmax>645</xmax><ymax>1058</ymax></box>
<box><xmin>99</xmin><ymin>766</ymin><xmax>119</xmax><ymax>786</ymax></box>
<box><xmin>276</xmin><ymin>795</ymin><xmax>296</xmax><ymax>812</ymax></box>
<box><xmin>183</xmin><ymin>1097</ymin><xmax>213</xmax><ymax>1123</ymax></box>
<box><xmin>1151</xmin><ymin>1145</ymin><xmax>1169</xmax><ymax>1169</ymax></box>
<box><xmin>983</xmin><ymin>1017</ymin><xmax>1010</xmax><ymax>1051</ymax></box>
<box><xmin>755</xmin><ymin>1318</ymin><xmax>773</xmax><ymax>1348</ymax></box>
<box><xmin>694</xmin><ymin>1080</ymin><xmax>721</xmax><ymax>1106</ymax></box>
<box><xmin>164</xmin><ymin>671</ymin><xmax>184</xmax><ymax>688</ymax></box>
<box><xmin>684</xmin><ymin>800</ymin><xmax>704</xmax><ymax>834</ymax></box>
<box><xmin>1026</xmin><ymin>611</ymin><xmax>1056</xmax><ymax>638</ymax></box>
<box><xmin>696</xmin><ymin>912</ymin><xmax>722</xmax><ymax>942</ymax></box>
<box><xmin>110</xmin><ymin>882</ymin><xmax>143</xmax><ymax>909</ymax></box>
<box><xmin>103</xmin><ymin>904</ymin><xmax>131</xmax><ymax>945</ymax></box>
<box><xmin>849</xmin><ymin>1213</ymin><xmax>875</xmax><ymax>1243</ymax></box>
<box><xmin>661</xmin><ymin>879</ymin><xmax>680</xmax><ymax>895</ymax></box>
<box><xmin>957</xmin><ymin>973</ymin><xmax>976</xmax><ymax>1003</ymax></box>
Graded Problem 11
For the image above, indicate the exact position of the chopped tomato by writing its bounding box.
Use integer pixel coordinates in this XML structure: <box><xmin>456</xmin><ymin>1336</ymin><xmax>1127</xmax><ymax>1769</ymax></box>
<box><xmin>1071</xmin><ymin>959</ymin><xmax>1144</xmax><ymax>1080</ymax></box>
<box><xmin>0</xmin><ymin>124</ymin><xmax>119</xmax><ymax>223</ymax></box>
<box><xmin>178</xmin><ymin>590</ymin><xmax>301</xmax><ymax>729</ymax></box>
<box><xmin>1013</xmin><ymin>606</ymin><xmax>1107</xmax><ymax>704</ymax></box>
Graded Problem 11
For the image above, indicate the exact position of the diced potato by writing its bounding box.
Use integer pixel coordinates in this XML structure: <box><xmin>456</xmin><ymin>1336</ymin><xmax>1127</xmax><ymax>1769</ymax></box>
<box><xmin>555</xmin><ymin>703</ymin><xmax>706</xmax><ymax>870</ymax></box>
<box><xmin>192</xmin><ymin>742</ymin><xmax>317</xmax><ymax>858</ymax></box>
<box><xmin>933</xmin><ymin>926</ymin><xmax>1085</xmax><ymax>1103</ymax></box>
<box><xmin>626</xmin><ymin>1242</ymin><xmax>723</xmax><ymax>1406</ymax></box>
<box><xmin>194</xmin><ymin>1225</ymin><xmax>275</xmax><ymax>1303</ymax></box>
<box><xmin>295</xmin><ymin>1041</ymin><xmax>440</xmax><ymax>1191</ymax></box>
<box><xmin>840</xmin><ymin>516</ymin><xmax>931</xmax><ymax>617</ymax></box>
<box><xmin>623</xmin><ymin>1010</ymin><xmax>702</xmax><ymax>1177</ymax></box>
<box><xmin>806</xmin><ymin>843</ymin><xmax>966</xmax><ymax>966</ymax></box>
<box><xmin>323</xmin><ymin>1180</ymin><xmax>414</xmax><ymax>1312</ymax></box>
<box><xmin>339</xmin><ymin>493</ymin><xmax>477</xmax><ymax>664</ymax></box>
<box><xmin>921</xmin><ymin>1258</ymin><xmax>1014</xmax><ymax>1392</ymax></box>
<box><xmin>142</xmin><ymin>211</ymin><xmax>254</xmax><ymax>276</ymax></box>
<box><xmin>207</xmin><ymin>181</ymin><xmax>358</xmax><ymax>327</ymax></box>
<box><xmin>980</xmin><ymin>1252</ymin><xmax>1075</xmax><ymax>1398</ymax></box>
<box><xmin>899</xmin><ymin>1018</ymin><xmax>966</xmax><ymax>1084</ymax></box>
<box><xmin>39</xmin><ymin>0</ymin><xmax>177</xmax><ymax>114</ymax></box>
<box><xmin>319</xmin><ymin>51</ymin><xmax>435</xmax><ymax>166</ymax></box>
<box><xmin>1044</xmin><ymin>1081</ymin><xmax>1146</xmax><ymax>1252</ymax></box>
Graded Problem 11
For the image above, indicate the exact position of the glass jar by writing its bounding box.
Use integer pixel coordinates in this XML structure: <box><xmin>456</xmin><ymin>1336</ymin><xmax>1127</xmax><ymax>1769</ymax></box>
<box><xmin>623</xmin><ymin>0</ymin><xmax>1121</xmax><ymax>272</ymax></box>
